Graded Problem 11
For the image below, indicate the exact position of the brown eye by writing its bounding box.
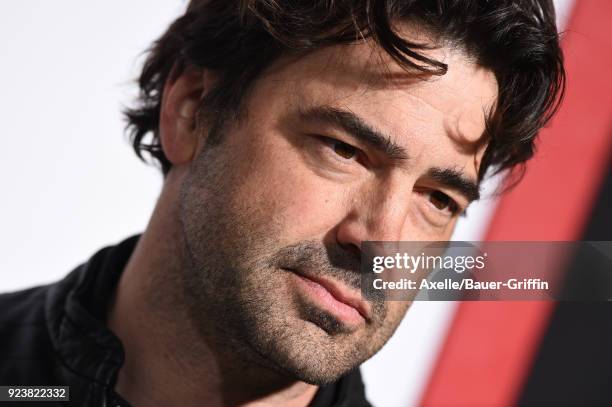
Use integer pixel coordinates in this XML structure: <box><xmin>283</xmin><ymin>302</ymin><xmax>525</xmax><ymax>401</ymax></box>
<box><xmin>429</xmin><ymin>191</ymin><xmax>458</xmax><ymax>213</ymax></box>
<box><xmin>332</xmin><ymin>140</ymin><xmax>357</xmax><ymax>159</ymax></box>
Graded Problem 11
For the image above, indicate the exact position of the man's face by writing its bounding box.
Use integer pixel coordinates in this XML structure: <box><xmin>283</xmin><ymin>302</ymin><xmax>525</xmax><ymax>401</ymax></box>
<box><xmin>177</xmin><ymin>35</ymin><xmax>497</xmax><ymax>384</ymax></box>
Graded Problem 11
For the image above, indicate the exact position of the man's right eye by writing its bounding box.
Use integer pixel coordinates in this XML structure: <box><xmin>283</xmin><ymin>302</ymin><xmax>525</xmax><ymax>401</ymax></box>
<box><xmin>319</xmin><ymin>136</ymin><xmax>358</xmax><ymax>161</ymax></box>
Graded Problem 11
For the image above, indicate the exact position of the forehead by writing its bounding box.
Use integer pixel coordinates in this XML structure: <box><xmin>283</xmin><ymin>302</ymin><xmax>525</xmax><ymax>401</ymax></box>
<box><xmin>255</xmin><ymin>30</ymin><xmax>498</xmax><ymax>177</ymax></box>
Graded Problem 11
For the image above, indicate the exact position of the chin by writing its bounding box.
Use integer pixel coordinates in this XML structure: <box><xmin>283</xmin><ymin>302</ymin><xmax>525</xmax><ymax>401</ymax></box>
<box><xmin>241</xmin><ymin>314</ymin><xmax>368</xmax><ymax>385</ymax></box>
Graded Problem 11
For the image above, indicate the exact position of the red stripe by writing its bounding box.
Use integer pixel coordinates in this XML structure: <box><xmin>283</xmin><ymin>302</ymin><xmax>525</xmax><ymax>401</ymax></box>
<box><xmin>420</xmin><ymin>1</ymin><xmax>612</xmax><ymax>406</ymax></box>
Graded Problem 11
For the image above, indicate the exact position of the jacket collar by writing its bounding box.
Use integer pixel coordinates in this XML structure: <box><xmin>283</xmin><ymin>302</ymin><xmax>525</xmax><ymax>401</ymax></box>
<box><xmin>44</xmin><ymin>236</ymin><xmax>139</xmax><ymax>403</ymax></box>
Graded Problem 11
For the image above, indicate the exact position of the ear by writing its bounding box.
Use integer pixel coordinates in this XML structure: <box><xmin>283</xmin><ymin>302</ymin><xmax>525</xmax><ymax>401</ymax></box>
<box><xmin>159</xmin><ymin>67</ymin><xmax>215</xmax><ymax>166</ymax></box>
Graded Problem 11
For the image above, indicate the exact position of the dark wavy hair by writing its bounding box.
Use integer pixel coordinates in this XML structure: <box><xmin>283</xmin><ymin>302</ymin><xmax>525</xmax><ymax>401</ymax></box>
<box><xmin>125</xmin><ymin>0</ymin><xmax>565</xmax><ymax>182</ymax></box>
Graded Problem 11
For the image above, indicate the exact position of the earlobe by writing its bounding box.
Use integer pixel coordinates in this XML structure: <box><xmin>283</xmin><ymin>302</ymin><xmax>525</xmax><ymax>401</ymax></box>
<box><xmin>159</xmin><ymin>68</ymin><xmax>210</xmax><ymax>167</ymax></box>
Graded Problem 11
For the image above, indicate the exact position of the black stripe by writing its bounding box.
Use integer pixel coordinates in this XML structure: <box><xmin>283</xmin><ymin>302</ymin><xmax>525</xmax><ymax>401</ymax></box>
<box><xmin>518</xmin><ymin>155</ymin><xmax>612</xmax><ymax>406</ymax></box>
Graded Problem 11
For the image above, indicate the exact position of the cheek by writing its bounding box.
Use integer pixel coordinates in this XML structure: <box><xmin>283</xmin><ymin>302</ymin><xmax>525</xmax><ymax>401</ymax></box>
<box><xmin>382</xmin><ymin>300</ymin><xmax>411</xmax><ymax>331</ymax></box>
<box><xmin>224</xmin><ymin>133</ymin><xmax>352</xmax><ymax>242</ymax></box>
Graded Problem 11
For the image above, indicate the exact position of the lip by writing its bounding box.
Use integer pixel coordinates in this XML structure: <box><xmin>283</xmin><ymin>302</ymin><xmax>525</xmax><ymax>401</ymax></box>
<box><xmin>287</xmin><ymin>268</ymin><xmax>372</xmax><ymax>323</ymax></box>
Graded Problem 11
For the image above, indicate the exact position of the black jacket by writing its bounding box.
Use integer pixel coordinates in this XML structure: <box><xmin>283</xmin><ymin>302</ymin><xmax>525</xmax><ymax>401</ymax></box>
<box><xmin>0</xmin><ymin>236</ymin><xmax>372</xmax><ymax>407</ymax></box>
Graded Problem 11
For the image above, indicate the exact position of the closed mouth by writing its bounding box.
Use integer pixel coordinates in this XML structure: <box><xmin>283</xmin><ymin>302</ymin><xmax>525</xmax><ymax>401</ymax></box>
<box><xmin>285</xmin><ymin>267</ymin><xmax>372</xmax><ymax>323</ymax></box>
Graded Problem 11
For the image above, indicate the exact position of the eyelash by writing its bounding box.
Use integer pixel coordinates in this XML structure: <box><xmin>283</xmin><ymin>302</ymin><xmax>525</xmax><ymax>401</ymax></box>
<box><xmin>318</xmin><ymin>136</ymin><xmax>360</xmax><ymax>161</ymax></box>
<box><xmin>413</xmin><ymin>188</ymin><xmax>465</xmax><ymax>220</ymax></box>
<box><xmin>428</xmin><ymin>190</ymin><xmax>461</xmax><ymax>216</ymax></box>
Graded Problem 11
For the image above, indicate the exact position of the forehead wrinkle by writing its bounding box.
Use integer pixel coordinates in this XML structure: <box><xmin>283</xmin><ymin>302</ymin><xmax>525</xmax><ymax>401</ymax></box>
<box><xmin>443</xmin><ymin>104</ymin><xmax>489</xmax><ymax>147</ymax></box>
<box><xmin>294</xmin><ymin>40</ymin><xmax>433</xmax><ymax>101</ymax></box>
<box><xmin>388</xmin><ymin>72</ymin><xmax>493</xmax><ymax>155</ymax></box>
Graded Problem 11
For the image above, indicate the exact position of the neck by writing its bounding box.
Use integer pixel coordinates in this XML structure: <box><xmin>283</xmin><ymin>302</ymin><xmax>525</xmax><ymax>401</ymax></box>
<box><xmin>107</xmin><ymin>169</ymin><xmax>318</xmax><ymax>407</ymax></box>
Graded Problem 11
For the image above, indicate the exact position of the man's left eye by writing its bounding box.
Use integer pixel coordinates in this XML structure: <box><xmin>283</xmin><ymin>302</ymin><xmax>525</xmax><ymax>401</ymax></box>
<box><xmin>322</xmin><ymin>137</ymin><xmax>358</xmax><ymax>160</ymax></box>
<box><xmin>429</xmin><ymin>191</ymin><xmax>459</xmax><ymax>214</ymax></box>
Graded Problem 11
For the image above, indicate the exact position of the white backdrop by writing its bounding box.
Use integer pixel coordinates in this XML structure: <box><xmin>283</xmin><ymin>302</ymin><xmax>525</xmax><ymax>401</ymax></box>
<box><xmin>0</xmin><ymin>1</ymin><xmax>574</xmax><ymax>406</ymax></box>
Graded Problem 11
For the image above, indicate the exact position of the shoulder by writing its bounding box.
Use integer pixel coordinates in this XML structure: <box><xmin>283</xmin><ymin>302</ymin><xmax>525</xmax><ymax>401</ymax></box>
<box><xmin>0</xmin><ymin>282</ymin><xmax>66</xmax><ymax>384</ymax></box>
<box><xmin>0</xmin><ymin>283</ymin><xmax>50</xmax><ymax>324</ymax></box>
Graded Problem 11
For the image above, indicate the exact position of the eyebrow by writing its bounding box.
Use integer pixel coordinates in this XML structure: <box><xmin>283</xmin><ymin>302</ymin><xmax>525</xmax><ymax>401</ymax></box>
<box><xmin>298</xmin><ymin>105</ymin><xmax>480</xmax><ymax>203</ymax></box>
<box><xmin>428</xmin><ymin>167</ymin><xmax>481</xmax><ymax>203</ymax></box>
<box><xmin>298</xmin><ymin>106</ymin><xmax>409</xmax><ymax>161</ymax></box>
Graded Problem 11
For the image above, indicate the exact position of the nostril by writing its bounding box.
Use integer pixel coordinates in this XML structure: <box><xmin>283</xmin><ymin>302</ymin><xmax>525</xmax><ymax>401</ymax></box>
<box><xmin>340</xmin><ymin>242</ymin><xmax>361</xmax><ymax>261</ymax></box>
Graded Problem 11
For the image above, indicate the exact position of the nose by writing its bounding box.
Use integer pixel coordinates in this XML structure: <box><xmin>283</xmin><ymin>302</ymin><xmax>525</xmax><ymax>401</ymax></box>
<box><xmin>335</xmin><ymin>183</ymin><xmax>412</xmax><ymax>253</ymax></box>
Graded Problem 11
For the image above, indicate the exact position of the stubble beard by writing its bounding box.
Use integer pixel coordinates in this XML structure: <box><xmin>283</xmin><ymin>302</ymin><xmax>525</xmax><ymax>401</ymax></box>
<box><xmin>176</xmin><ymin>144</ymin><xmax>400</xmax><ymax>385</ymax></box>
